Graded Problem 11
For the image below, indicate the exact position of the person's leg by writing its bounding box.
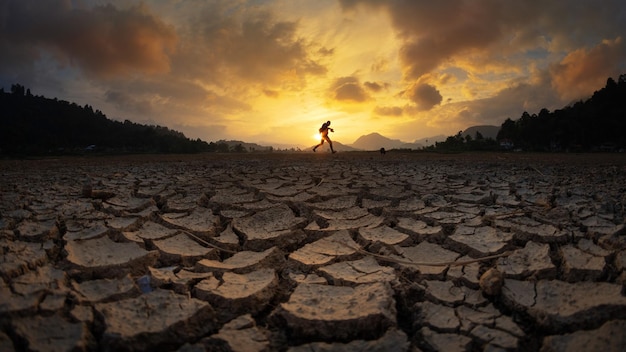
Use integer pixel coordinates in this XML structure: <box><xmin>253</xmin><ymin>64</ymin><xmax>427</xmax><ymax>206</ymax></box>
<box><xmin>325</xmin><ymin>136</ymin><xmax>336</xmax><ymax>153</ymax></box>
<box><xmin>313</xmin><ymin>139</ymin><xmax>325</xmax><ymax>151</ymax></box>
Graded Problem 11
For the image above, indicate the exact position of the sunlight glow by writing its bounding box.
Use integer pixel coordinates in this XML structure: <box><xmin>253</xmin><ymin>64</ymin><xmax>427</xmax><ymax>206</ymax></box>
<box><xmin>312</xmin><ymin>133</ymin><xmax>322</xmax><ymax>141</ymax></box>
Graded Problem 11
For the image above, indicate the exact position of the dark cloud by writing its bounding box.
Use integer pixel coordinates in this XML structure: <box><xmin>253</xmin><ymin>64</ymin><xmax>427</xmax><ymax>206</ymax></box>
<box><xmin>406</xmin><ymin>82</ymin><xmax>442</xmax><ymax>111</ymax></box>
<box><xmin>0</xmin><ymin>1</ymin><xmax>177</xmax><ymax>78</ymax></box>
<box><xmin>318</xmin><ymin>47</ymin><xmax>335</xmax><ymax>56</ymax></box>
<box><xmin>364</xmin><ymin>81</ymin><xmax>385</xmax><ymax>92</ymax></box>
<box><xmin>550</xmin><ymin>37</ymin><xmax>626</xmax><ymax>101</ymax></box>
<box><xmin>330</xmin><ymin>76</ymin><xmax>369</xmax><ymax>102</ymax></box>
<box><xmin>450</xmin><ymin>73</ymin><xmax>561</xmax><ymax>126</ymax></box>
<box><xmin>204</xmin><ymin>90</ymin><xmax>252</xmax><ymax>112</ymax></box>
<box><xmin>344</xmin><ymin>0</ymin><xmax>506</xmax><ymax>79</ymax></box>
<box><xmin>174</xmin><ymin>7</ymin><xmax>326</xmax><ymax>86</ymax></box>
<box><xmin>263</xmin><ymin>89</ymin><xmax>280</xmax><ymax>98</ymax></box>
<box><xmin>374</xmin><ymin>105</ymin><xmax>403</xmax><ymax>116</ymax></box>
<box><xmin>341</xmin><ymin>0</ymin><xmax>626</xmax><ymax>82</ymax></box>
<box><xmin>105</xmin><ymin>90</ymin><xmax>152</xmax><ymax>115</ymax></box>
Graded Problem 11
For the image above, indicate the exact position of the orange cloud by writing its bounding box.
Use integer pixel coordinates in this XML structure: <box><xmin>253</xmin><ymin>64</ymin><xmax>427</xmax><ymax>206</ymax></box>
<box><xmin>364</xmin><ymin>81</ymin><xmax>386</xmax><ymax>92</ymax></box>
<box><xmin>173</xmin><ymin>9</ymin><xmax>327</xmax><ymax>88</ymax></box>
<box><xmin>0</xmin><ymin>1</ymin><xmax>177</xmax><ymax>78</ymax></box>
<box><xmin>405</xmin><ymin>82</ymin><xmax>442</xmax><ymax>111</ymax></box>
<box><xmin>374</xmin><ymin>105</ymin><xmax>403</xmax><ymax>117</ymax></box>
<box><xmin>329</xmin><ymin>76</ymin><xmax>370</xmax><ymax>102</ymax></box>
<box><xmin>550</xmin><ymin>37</ymin><xmax>624</xmax><ymax>101</ymax></box>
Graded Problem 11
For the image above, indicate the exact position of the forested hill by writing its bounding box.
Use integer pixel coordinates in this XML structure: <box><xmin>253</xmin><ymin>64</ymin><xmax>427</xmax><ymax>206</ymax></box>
<box><xmin>496</xmin><ymin>75</ymin><xmax>626</xmax><ymax>151</ymax></box>
<box><xmin>0</xmin><ymin>84</ymin><xmax>211</xmax><ymax>156</ymax></box>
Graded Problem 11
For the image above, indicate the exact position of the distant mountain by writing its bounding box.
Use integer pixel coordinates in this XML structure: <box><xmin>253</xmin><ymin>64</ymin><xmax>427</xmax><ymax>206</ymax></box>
<box><xmin>462</xmin><ymin>125</ymin><xmax>500</xmax><ymax>140</ymax></box>
<box><xmin>349</xmin><ymin>132</ymin><xmax>422</xmax><ymax>151</ymax></box>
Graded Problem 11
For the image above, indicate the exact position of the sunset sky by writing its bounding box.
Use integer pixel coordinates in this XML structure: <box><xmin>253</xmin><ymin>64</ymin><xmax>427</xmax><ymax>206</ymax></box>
<box><xmin>1</xmin><ymin>1</ymin><xmax>625</xmax><ymax>148</ymax></box>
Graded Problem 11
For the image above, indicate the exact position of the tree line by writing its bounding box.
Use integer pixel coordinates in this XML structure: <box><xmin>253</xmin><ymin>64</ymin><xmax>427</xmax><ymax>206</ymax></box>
<box><xmin>428</xmin><ymin>74</ymin><xmax>626</xmax><ymax>152</ymax></box>
<box><xmin>3</xmin><ymin>74</ymin><xmax>625</xmax><ymax>156</ymax></box>
<box><xmin>0</xmin><ymin>85</ymin><xmax>256</xmax><ymax>156</ymax></box>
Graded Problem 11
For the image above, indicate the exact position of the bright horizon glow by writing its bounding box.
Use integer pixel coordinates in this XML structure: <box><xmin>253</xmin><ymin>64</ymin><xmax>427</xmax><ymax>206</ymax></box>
<box><xmin>1</xmin><ymin>1</ymin><xmax>625</xmax><ymax>148</ymax></box>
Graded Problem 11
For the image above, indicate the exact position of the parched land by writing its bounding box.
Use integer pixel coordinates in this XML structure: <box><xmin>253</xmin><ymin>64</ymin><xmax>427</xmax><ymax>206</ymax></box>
<box><xmin>1</xmin><ymin>152</ymin><xmax>626</xmax><ymax>351</ymax></box>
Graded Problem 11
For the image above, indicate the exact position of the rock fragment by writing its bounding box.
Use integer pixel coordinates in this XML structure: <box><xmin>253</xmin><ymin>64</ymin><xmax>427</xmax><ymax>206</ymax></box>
<box><xmin>446</xmin><ymin>255</ymin><xmax>480</xmax><ymax>288</ymax></box>
<box><xmin>470</xmin><ymin>324</ymin><xmax>519</xmax><ymax>350</ymax></box>
<box><xmin>148</xmin><ymin>266</ymin><xmax>213</xmax><ymax>294</ymax></box>
<box><xmin>203</xmin><ymin>314</ymin><xmax>270</xmax><ymax>352</ymax></box>
<box><xmin>151</xmin><ymin>232</ymin><xmax>217</xmax><ymax>266</ymax></box>
<box><xmin>395</xmin><ymin>217</ymin><xmax>444</xmax><ymax>242</ymax></box>
<box><xmin>0</xmin><ymin>239</ymin><xmax>49</xmax><ymax>280</ymax></box>
<box><xmin>64</xmin><ymin>221</ymin><xmax>110</xmax><ymax>241</ymax></box>
<box><xmin>11</xmin><ymin>265</ymin><xmax>67</xmax><ymax>296</ymax></box>
<box><xmin>419</xmin><ymin>327</ymin><xmax>472</xmax><ymax>352</ymax></box>
<box><xmin>160</xmin><ymin>207</ymin><xmax>220</xmax><ymax>235</ymax></box>
<box><xmin>234</xmin><ymin>204</ymin><xmax>307</xmax><ymax>251</ymax></box>
<box><xmin>274</xmin><ymin>282</ymin><xmax>396</xmax><ymax>341</ymax></box>
<box><xmin>479</xmin><ymin>268</ymin><xmax>504</xmax><ymax>296</ymax></box>
<box><xmin>541</xmin><ymin>319</ymin><xmax>626</xmax><ymax>351</ymax></box>
<box><xmin>494</xmin><ymin>217</ymin><xmax>570</xmax><ymax>243</ymax></box>
<box><xmin>288</xmin><ymin>231</ymin><xmax>359</xmax><ymax>269</ymax></box>
<box><xmin>210</xmin><ymin>223</ymin><xmax>240</xmax><ymax>252</ymax></box>
<box><xmin>209</xmin><ymin>189</ymin><xmax>258</xmax><ymax>205</ymax></box>
<box><xmin>305</xmin><ymin>213</ymin><xmax>385</xmax><ymax>232</ymax></box>
<box><xmin>314</xmin><ymin>206</ymin><xmax>369</xmax><ymax>221</ymax></box>
<box><xmin>318</xmin><ymin>256</ymin><xmax>397</xmax><ymax>286</ymax></box>
<box><xmin>416</xmin><ymin>301</ymin><xmax>459</xmax><ymax>331</ymax></box>
<box><xmin>391</xmin><ymin>241</ymin><xmax>461</xmax><ymax>279</ymax></box>
<box><xmin>64</xmin><ymin>236</ymin><xmax>158</xmax><ymax>278</ymax></box>
<box><xmin>194</xmin><ymin>269</ymin><xmax>278</xmax><ymax>322</ymax></box>
<box><xmin>357</xmin><ymin>225</ymin><xmax>411</xmax><ymax>246</ymax></box>
<box><xmin>308</xmin><ymin>196</ymin><xmax>357</xmax><ymax>210</ymax></box>
<box><xmin>12</xmin><ymin>314</ymin><xmax>95</xmax><ymax>352</ymax></box>
<box><xmin>496</xmin><ymin>241</ymin><xmax>556</xmax><ymax>279</ymax></box>
<box><xmin>196</xmin><ymin>246</ymin><xmax>284</xmax><ymax>274</ymax></box>
<box><xmin>560</xmin><ymin>244</ymin><xmax>606</xmax><ymax>282</ymax></box>
<box><xmin>103</xmin><ymin>196</ymin><xmax>155</xmax><ymax>215</ymax></box>
<box><xmin>420</xmin><ymin>210</ymin><xmax>474</xmax><ymax>225</ymax></box>
<box><xmin>288</xmin><ymin>328</ymin><xmax>409</xmax><ymax>352</ymax></box>
<box><xmin>15</xmin><ymin>220</ymin><xmax>59</xmax><ymax>242</ymax></box>
<box><xmin>71</xmin><ymin>275</ymin><xmax>137</xmax><ymax>303</ymax></box>
<box><xmin>448</xmin><ymin>225</ymin><xmax>512</xmax><ymax>257</ymax></box>
<box><xmin>424</xmin><ymin>280</ymin><xmax>466</xmax><ymax>305</ymax></box>
<box><xmin>502</xmin><ymin>279</ymin><xmax>626</xmax><ymax>330</ymax></box>
<box><xmin>0</xmin><ymin>282</ymin><xmax>42</xmax><ymax>317</ymax></box>
<box><xmin>95</xmin><ymin>289</ymin><xmax>215</xmax><ymax>351</ymax></box>
<box><xmin>121</xmin><ymin>221</ymin><xmax>178</xmax><ymax>244</ymax></box>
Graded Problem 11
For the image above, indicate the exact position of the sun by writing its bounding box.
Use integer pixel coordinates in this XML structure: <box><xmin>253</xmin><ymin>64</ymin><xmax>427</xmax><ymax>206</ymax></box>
<box><xmin>312</xmin><ymin>133</ymin><xmax>321</xmax><ymax>141</ymax></box>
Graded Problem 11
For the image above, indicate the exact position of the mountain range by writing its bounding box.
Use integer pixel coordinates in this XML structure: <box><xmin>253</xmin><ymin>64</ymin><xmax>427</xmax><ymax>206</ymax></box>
<box><xmin>335</xmin><ymin>125</ymin><xmax>500</xmax><ymax>151</ymax></box>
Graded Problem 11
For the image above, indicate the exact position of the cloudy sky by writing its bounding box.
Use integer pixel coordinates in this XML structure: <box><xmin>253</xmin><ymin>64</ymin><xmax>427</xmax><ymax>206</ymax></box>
<box><xmin>2</xmin><ymin>0</ymin><xmax>625</xmax><ymax>147</ymax></box>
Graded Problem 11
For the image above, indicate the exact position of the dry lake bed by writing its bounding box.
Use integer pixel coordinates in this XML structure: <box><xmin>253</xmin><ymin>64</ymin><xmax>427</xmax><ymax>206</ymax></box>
<box><xmin>1</xmin><ymin>151</ymin><xmax>626</xmax><ymax>351</ymax></box>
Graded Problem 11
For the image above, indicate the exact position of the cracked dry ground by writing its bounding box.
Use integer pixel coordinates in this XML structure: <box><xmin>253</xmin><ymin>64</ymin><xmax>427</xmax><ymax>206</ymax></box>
<box><xmin>1</xmin><ymin>153</ymin><xmax>626</xmax><ymax>351</ymax></box>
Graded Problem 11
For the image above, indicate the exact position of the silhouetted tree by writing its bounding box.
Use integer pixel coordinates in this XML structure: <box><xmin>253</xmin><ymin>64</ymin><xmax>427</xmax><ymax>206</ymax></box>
<box><xmin>0</xmin><ymin>85</ymin><xmax>213</xmax><ymax>156</ymax></box>
<box><xmin>489</xmin><ymin>74</ymin><xmax>626</xmax><ymax>151</ymax></box>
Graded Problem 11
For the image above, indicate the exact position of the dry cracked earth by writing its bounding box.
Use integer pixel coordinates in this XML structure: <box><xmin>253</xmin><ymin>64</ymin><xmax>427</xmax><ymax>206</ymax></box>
<box><xmin>1</xmin><ymin>152</ymin><xmax>626</xmax><ymax>351</ymax></box>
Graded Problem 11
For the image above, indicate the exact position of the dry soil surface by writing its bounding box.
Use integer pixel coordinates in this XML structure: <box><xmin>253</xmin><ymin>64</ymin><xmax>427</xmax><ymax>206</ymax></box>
<box><xmin>1</xmin><ymin>152</ymin><xmax>626</xmax><ymax>351</ymax></box>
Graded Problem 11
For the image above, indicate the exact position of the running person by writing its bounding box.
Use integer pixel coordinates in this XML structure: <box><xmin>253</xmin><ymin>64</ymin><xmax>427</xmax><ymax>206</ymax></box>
<box><xmin>313</xmin><ymin>120</ymin><xmax>336</xmax><ymax>153</ymax></box>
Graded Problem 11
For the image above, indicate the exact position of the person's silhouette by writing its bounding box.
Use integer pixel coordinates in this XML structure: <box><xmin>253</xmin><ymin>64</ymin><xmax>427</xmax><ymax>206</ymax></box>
<box><xmin>313</xmin><ymin>120</ymin><xmax>336</xmax><ymax>153</ymax></box>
